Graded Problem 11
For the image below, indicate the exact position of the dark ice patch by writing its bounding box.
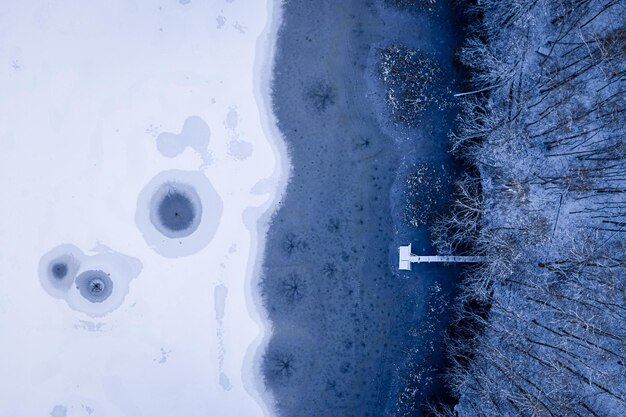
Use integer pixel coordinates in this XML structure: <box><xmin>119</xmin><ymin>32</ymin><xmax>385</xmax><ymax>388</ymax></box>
<box><xmin>43</xmin><ymin>253</ymin><xmax>80</xmax><ymax>293</ymax></box>
<box><xmin>51</xmin><ymin>262</ymin><xmax>68</xmax><ymax>279</ymax></box>
<box><xmin>150</xmin><ymin>182</ymin><xmax>202</xmax><ymax>238</ymax></box>
<box><xmin>158</xmin><ymin>191</ymin><xmax>196</xmax><ymax>232</ymax></box>
<box><xmin>76</xmin><ymin>270</ymin><xmax>114</xmax><ymax>303</ymax></box>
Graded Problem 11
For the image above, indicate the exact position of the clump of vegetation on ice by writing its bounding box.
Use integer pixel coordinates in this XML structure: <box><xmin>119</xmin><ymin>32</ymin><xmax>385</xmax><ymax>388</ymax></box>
<box><xmin>379</xmin><ymin>46</ymin><xmax>441</xmax><ymax>127</ymax></box>
<box><xmin>404</xmin><ymin>162</ymin><xmax>452</xmax><ymax>228</ymax></box>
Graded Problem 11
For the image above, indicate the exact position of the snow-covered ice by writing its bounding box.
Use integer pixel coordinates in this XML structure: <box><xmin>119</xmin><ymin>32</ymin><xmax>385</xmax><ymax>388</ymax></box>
<box><xmin>0</xmin><ymin>0</ymin><xmax>285</xmax><ymax>416</ymax></box>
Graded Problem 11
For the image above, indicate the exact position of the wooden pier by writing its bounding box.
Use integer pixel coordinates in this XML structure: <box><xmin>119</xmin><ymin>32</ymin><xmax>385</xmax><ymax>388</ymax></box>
<box><xmin>399</xmin><ymin>244</ymin><xmax>485</xmax><ymax>270</ymax></box>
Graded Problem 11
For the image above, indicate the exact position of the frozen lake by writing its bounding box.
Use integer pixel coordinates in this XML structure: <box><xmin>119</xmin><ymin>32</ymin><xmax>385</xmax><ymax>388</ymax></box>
<box><xmin>0</xmin><ymin>1</ymin><xmax>285</xmax><ymax>416</ymax></box>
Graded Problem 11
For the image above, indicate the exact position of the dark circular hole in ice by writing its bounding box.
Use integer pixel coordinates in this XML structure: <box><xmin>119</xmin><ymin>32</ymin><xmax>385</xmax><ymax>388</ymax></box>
<box><xmin>41</xmin><ymin>251</ymin><xmax>80</xmax><ymax>294</ymax></box>
<box><xmin>158</xmin><ymin>191</ymin><xmax>196</xmax><ymax>232</ymax></box>
<box><xmin>149</xmin><ymin>182</ymin><xmax>203</xmax><ymax>239</ymax></box>
<box><xmin>50</xmin><ymin>262</ymin><xmax>68</xmax><ymax>279</ymax></box>
<box><xmin>75</xmin><ymin>270</ymin><xmax>113</xmax><ymax>303</ymax></box>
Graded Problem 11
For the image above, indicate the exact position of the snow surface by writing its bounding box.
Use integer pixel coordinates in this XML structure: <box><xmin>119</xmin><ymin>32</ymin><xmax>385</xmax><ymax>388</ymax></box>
<box><xmin>0</xmin><ymin>1</ymin><xmax>286</xmax><ymax>416</ymax></box>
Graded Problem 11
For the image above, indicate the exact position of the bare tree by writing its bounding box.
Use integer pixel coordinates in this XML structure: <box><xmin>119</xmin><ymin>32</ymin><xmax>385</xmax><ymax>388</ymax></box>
<box><xmin>430</xmin><ymin>0</ymin><xmax>626</xmax><ymax>415</ymax></box>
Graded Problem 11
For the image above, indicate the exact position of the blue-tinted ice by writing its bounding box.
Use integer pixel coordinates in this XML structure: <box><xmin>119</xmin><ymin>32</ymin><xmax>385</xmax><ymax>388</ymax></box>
<box><xmin>75</xmin><ymin>270</ymin><xmax>114</xmax><ymax>303</ymax></box>
<box><xmin>136</xmin><ymin>170</ymin><xmax>223</xmax><ymax>257</ymax></box>
<box><xmin>38</xmin><ymin>244</ymin><xmax>142</xmax><ymax>317</ymax></box>
<box><xmin>51</xmin><ymin>263</ymin><xmax>68</xmax><ymax>279</ymax></box>
<box><xmin>150</xmin><ymin>182</ymin><xmax>202</xmax><ymax>238</ymax></box>
<box><xmin>38</xmin><ymin>244</ymin><xmax>82</xmax><ymax>298</ymax></box>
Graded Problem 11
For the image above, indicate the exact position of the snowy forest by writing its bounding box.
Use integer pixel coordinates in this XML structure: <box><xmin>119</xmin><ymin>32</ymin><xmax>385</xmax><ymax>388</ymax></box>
<box><xmin>429</xmin><ymin>0</ymin><xmax>626</xmax><ymax>415</ymax></box>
